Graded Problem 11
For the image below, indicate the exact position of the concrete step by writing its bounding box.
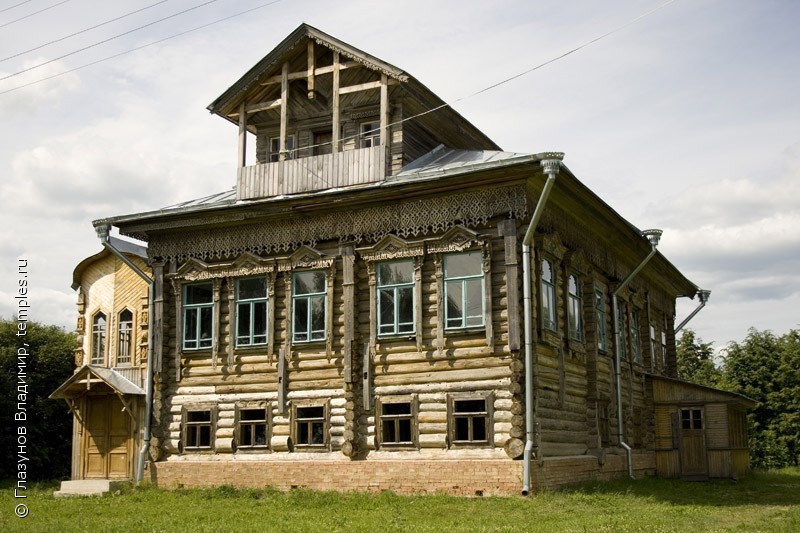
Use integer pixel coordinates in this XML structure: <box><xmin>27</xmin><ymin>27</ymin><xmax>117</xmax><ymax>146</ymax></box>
<box><xmin>53</xmin><ymin>480</ymin><xmax>128</xmax><ymax>498</ymax></box>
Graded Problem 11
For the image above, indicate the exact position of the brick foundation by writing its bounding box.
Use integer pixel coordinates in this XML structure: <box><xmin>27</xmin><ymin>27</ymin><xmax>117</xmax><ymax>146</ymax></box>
<box><xmin>149</xmin><ymin>452</ymin><xmax>655</xmax><ymax>495</ymax></box>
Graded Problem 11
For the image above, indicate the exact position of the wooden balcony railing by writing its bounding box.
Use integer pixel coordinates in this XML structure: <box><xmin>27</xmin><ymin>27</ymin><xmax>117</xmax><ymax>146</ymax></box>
<box><xmin>236</xmin><ymin>145</ymin><xmax>386</xmax><ymax>201</ymax></box>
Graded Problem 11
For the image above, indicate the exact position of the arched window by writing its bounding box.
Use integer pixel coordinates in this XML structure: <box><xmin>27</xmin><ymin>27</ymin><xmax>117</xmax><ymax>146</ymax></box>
<box><xmin>91</xmin><ymin>312</ymin><xmax>107</xmax><ymax>365</ymax></box>
<box><xmin>117</xmin><ymin>309</ymin><xmax>133</xmax><ymax>365</ymax></box>
<box><xmin>540</xmin><ymin>259</ymin><xmax>557</xmax><ymax>331</ymax></box>
<box><xmin>567</xmin><ymin>274</ymin><xmax>583</xmax><ymax>341</ymax></box>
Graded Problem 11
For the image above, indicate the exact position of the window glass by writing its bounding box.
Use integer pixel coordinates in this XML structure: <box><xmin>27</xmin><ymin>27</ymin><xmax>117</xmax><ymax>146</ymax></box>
<box><xmin>360</xmin><ymin>121</ymin><xmax>380</xmax><ymax>148</ymax></box>
<box><xmin>292</xmin><ymin>271</ymin><xmax>327</xmax><ymax>343</ymax></box>
<box><xmin>595</xmin><ymin>286</ymin><xmax>608</xmax><ymax>352</ymax></box>
<box><xmin>91</xmin><ymin>312</ymin><xmax>107</xmax><ymax>365</ymax></box>
<box><xmin>377</xmin><ymin>261</ymin><xmax>415</xmax><ymax>336</ymax></box>
<box><xmin>116</xmin><ymin>309</ymin><xmax>133</xmax><ymax>365</ymax></box>
<box><xmin>185</xmin><ymin>410</ymin><xmax>212</xmax><ymax>450</ymax></box>
<box><xmin>184</xmin><ymin>283</ymin><xmax>214</xmax><ymax>350</ymax></box>
<box><xmin>236</xmin><ymin>277</ymin><xmax>268</xmax><ymax>346</ymax></box>
<box><xmin>296</xmin><ymin>406</ymin><xmax>326</xmax><ymax>446</ymax></box>
<box><xmin>444</xmin><ymin>252</ymin><xmax>484</xmax><ymax>329</ymax></box>
<box><xmin>541</xmin><ymin>259</ymin><xmax>557</xmax><ymax>331</ymax></box>
<box><xmin>238</xmin><ymin>408</ymin><xmax>268</xmax><ymax>448</ymax></box>
<box><xmin>452</xmin><ymin>398</ymin><xmax>489</xmax><ymax>444</ymax></box>
<box><xmin>380</xmin><ymin>402</ymin><xmax>414</xmax><ymax>445</ymax></box>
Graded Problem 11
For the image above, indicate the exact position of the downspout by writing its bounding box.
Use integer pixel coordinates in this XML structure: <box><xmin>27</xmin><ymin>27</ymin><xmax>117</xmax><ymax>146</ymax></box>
<box><xmin>612</xmin><ymin>229</ymin><xmax>662</xmax><ymax>479</ymax></box>
<box><xmin>521</xmin><ymin>153</ymin><xmax>563</xmax><ymax>496</ymax></box>
<box><xmin>94</xmin><ymin>223</ymin><xmax>154</xmax><ymax>486</ymax></box>
<box><xmin>675</xmin><ymin>289</ymin><xmax>711</xmax><ymax>333</ymax></box>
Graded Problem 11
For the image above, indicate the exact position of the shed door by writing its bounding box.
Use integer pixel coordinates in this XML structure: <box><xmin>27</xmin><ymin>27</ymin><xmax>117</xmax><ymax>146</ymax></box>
<box><xmin>84</xmin><ymin>395</ymin><xmax>131</xmax><ymax>479</ymax></box>
<box><xmin>679</xmin><ymin>407</ymin><xmax>708</xmax><ymax>478</ymax></box>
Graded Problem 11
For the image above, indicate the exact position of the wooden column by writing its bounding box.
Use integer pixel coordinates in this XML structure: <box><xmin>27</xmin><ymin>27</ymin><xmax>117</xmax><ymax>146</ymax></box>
<box><xmin>341</xmin><ymin>246</ymin><xmax>355</xmax><ymax>383</ymax></box>
<box><xmin>226</xmin><ymin>277</ymin><xmax>235</xmax><ymax>367</ymax></box>
<box><xmin>211</xmin><ymin>278</ymin><xmax>221</xmax><ymax>368</ymax></box>
<box><xmin>499</xmin><ymin>220</ymin><xmax>521</xmax><ymax>351</ymax></box>
<box><xmin>171</xmin><ymin>280</ymin><xmax>182</xmax><ymax>382</ymax></box>
<box><xmin>152</xmin><ymin>262</ymin><xmax>164</xmax><ymax>373</ymax></box>
<box><xmin>279</xmin><ymin>62</ymin><xmax>289</xmax><ymax>161</ymax></box>
<box><xmin>332</xmin><ymin>52</ymin><xmax>340</xmax><ymax>153</ymax></box>
<box><xmin>307</xmin><ymin>40</ymin><xmax>315</xmax><ymax>99</ymax></box>
<box><xmin>237</xmin><ymin>102</ymin><xmax>247</xmax><ymax>168</ymax></box>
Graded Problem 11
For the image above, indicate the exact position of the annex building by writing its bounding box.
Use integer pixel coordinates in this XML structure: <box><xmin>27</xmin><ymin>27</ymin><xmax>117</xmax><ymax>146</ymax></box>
<box><xmin>52</xmin><ymin>24</ymin><xmax>755</xmax><ymax>496</ymax></box>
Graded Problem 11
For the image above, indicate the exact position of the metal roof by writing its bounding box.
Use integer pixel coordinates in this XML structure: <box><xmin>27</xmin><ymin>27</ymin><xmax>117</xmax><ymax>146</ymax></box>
<box><xmin>50</xmin><ymin>365</ymin><xmax>145</xmax><ymax>399</ymax></box>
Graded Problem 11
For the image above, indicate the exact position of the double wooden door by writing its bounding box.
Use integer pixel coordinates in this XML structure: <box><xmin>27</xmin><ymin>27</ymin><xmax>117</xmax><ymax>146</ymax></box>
<box><xmin>83</xmin><ymin>395</ymin><xmax>132</xmax><ymax>479</ymax></box>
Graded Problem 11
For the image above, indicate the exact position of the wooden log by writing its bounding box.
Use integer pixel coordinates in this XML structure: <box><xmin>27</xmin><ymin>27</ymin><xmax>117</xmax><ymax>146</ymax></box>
<box><xmin>504</xmin><ymin>437</ymin><xmax>525</xmax><ymax>459</ymax></box>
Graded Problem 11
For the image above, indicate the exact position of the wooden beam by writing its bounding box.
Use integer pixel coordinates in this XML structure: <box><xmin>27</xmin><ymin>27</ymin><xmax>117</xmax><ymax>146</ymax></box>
<box><xmin>339</xmin><ymin>79</ymin><xmax>383</xmax><ymax>95</ymax></box>
<box><xmin>279</xmin><ymin>62</ymin><xmax>288</xmax><ymax>162</ymax></box>
<box><xmin>228</xmin><ymin>99</ymin><xmax>282</xmax><ymax>118</ymax></box>
<box><xmin>307</xmin><ymin>40</ymin><xmax>315</xmax><ymax>99</ymax></box>
<box><xmin>379</xmin><ymin>74</ymin><xmax>388</xmax><ymax>148</ymax></box>
<box><xmin>258</xmin><ymin>61</ymin><xmax>360</xmax><ymax>86</ymax></box>
<box><xmin>237</xmin><ymin>101</ymin><xmax>247</xmax><ymax>168</ymax></box>
<box><xmin>332</xmin><ymin>51</ymin><xmax>340</xmax><ymax>153</ymax></box>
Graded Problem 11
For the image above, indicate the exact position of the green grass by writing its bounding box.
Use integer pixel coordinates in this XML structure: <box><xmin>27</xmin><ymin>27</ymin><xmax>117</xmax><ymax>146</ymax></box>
<box><xmin>2</xmin><ymin>468</ymin><xmax>799</xmax><ymax>532</ymax></box>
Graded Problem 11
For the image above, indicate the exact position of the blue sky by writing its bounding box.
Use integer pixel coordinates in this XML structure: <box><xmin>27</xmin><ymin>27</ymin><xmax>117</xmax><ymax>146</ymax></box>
<box><xmin>1</xmin><ymin>0</ymin><xmax>798</xmax><ymax>352</ymax></box>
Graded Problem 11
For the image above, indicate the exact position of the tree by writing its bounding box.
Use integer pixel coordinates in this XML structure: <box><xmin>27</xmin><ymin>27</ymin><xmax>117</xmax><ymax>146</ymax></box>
<box><xmin>676</xmin><ymin>329</ymin><xmax>723</xmax><ymax>388</ymax></box>
<box><xmin>722</xmin><ymin>328</ymin><xmax>800</xmax><ymax>468</ymax></box>
<box><xmin>0</xmin><ymin>317</ymin><xmax>75</xmax><ymax>480</ymax></box>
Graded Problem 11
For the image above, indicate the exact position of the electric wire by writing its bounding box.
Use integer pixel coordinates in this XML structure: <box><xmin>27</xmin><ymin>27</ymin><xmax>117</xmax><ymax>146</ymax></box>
<box><xmin>0</xmin><ymin>0</ymin><xmax>69</xmax><ymax>29</ymax></box>
<box><xmin>0</xmin><ymin>1</ymin><xmax>34</xmax><ymax>15</ymax></box>
<box><xmin>1</xmin><ymin>0</ymin><xmax>170</xmax><ymax>64</ymax></box>
<box><xmin>0</xmin><ymin>0</ymin><xmax>281</xmax><ymax>96</ymax></box>
<box><xmin>0</xmin><ymin>0</ymin><xmax>219</xmax><ymax>82</ymax></box>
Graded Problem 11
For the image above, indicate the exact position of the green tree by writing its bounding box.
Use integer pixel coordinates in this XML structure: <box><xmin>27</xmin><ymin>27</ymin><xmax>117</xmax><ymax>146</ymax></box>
<box><xmin>676</xmin><ymin>329</ymin><xmax>722</xmax><ymax>388</ymax></box>
<box><xmin>722</xmin><ymin>328</ymin><xmax>800</xmax><ymax>468</ymax></box>
<box><xmin>1</xmin><ymin>317</ymin><xmax>75</xmax><ymax>480</ymax></box>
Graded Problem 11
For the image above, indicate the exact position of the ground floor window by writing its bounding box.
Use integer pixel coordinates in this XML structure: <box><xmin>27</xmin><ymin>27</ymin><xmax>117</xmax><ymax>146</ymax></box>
<box><xmin>294</xmin><ymin>405</ymin><xmax>327</xmax><ymax>448</ymax></box>
<box><xmin>237</xmin><ymin>406</ymin><xmax>269</xmax><ymax>449</ymax></box>
<box><xmin>378</xmin><ymin>399</ymin><xmax>416</xmax><ymax>448</ymax></box>
<box><xmin>183</xmin><ymin>408</ymin><xmax>214</xmax><ymax>451</ymax></box>
<box><xmin>449</xmin><ymin>395</ymin><xmax>492</xmax><ymax>446</ymax></box>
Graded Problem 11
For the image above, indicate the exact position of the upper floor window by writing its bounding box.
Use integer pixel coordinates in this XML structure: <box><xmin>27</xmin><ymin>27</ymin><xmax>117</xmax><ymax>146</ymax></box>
<box><xmin>567</xmin><ymin>274</ymin><xmax>583</xmax><ymax>341</ymax></box>
<box><xmin>183</xmin><ymin>283</ymin><xmax>213</xmax><ymax>350</ymax></box>
<box><xmin>595</xmin><ymin>286</ymin><xmax>608</xmax><ymax>352</ymax></box>
<box><xmin>630</xmin><ymin>309</ymin><xmax>642</xmax><ymax>364</ymax></box>
<box><xmin>91</xmin><ymin>312</ymin><xmax>107</xmax><ymax>365</ymax></box>
<box><xmin>292</xmin><ymin>271</ymin><xmax>326</xmax><ymax>343</ymax></box>
<box><xmin>650</xmin><ymin>323</ymin><xmax>659</xmax><ymax>370</ymax></box>
<box><xmin>236</xmin><ymin>277</ymin><xmax>268</xmax><ymax>347</ymax></box>
<box><xmin>617</xmin><ymin>304</ymin><xmax>628</xmax><ymax>360</ymax></box>
<box><xmin>359</xmin><ymin>121</ymin><xmax>380</xmax><ymax>148</ymax></box>
<box><xmin>444</xmin><ymin>251</ymin><xmax>484</xmax><ymax>329</ymax></box>
<box><xmin>116</xmin><ymin>309</ymin><xmax>133</xmax><ymax>365</ymax></box>
<box><xmin>540</xmin><ymin>259</ymin><xmax>557</xmax><ymax>332</ymax></box>
<box><xmin>268</xmin><ymin>134</ymin><xmax>295</xmax><ymax>162</ymax></box>
<box><xmin>377</xmin><ymin>261</ymin><xmax>414</xmax><ymax>336</ymax></box>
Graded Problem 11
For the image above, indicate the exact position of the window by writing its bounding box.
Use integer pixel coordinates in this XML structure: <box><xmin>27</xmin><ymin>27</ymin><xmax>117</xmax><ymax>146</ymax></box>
<box><xmin>379</xmin><ymin>401</ymin><xmax>415</xmax><ymax>447</ymax></box>
<box><xmin>237</xmin><ymin>407</ymin><xmax>269</xmax><ymax>449</ymax></box>
<box><xmin>617</xmin><ymin>305</ymin><xmax>628</xmax><ymax>360</ymax></box>
<box><xmin>377</xmin><ymin>261</ymin><xmax>414</xmax><ymax>336</ymax></box>
<box><xmin>292</xmin><ymin>271</ymin><xmax>326</xmax><ymax>343</ymax></box>
<box><xmin>184</xmin><ymin>409</ymin><xmax>213</xmax><ymax>451</ymax></box>
<box><xmin>567</xmin><ymin>274</ymin><xmax>583</xmax><ymax>341</ymax></box>
<box><xmin>649</xmin><ymin>324</ymin><xmax>658</xmax><ymax>370</ymax></box>
<box><xmin>295</xmin><ymin>405</ymin><xmax>326</xmax><ymax>447</ymax></box>
<box><xmin>661</xmin><ymin>318</ymin><xmax>668</xmax><ymax>369</ymax></box>
<box><xmin>359</xmin><ymin>121</ymin><xmax>380</xmax><ymax>148</ymax></box>
<box><xmin>444</xmin><ymin>251</ymin><xmax>484</xmax><ymax>329</ymax></box>
<box><xmin>540</xmin><ymin>259</ymin><xmax>557</xmax><ymax>331</ymax></box>
<box><xmin>268</xmin><ymin>134</ymin><xmax>295</xmax><ymax>162</ymax></box>
<box><xmin>91</xmin><ymin>312</ymin><xmax>107</xmax><ymax>365</ymax></box>
<box><xmin>236</xmin><ymin>277</ymin><xmax>268</xmax><ymax>347</ymax></box>
<box><xmin>116</xmin><ymin>309</ymin><xmax>133</xmax><ymax>365</ymax></box>
<box><xmin>183</xmin><ymin>283</ymin><xmax>213</xmax><ymax>350</ymax></box>
<box><xmin>630</xmin><ymin>310</ymin><xmax>642</xmax><ymax>364</ymax></box>
<box><xmin>450</xmin><ymin>396</ymin><xmax>491</xmax><ymax>446</ymax></box>
<box><xmin>681</xmin><ymin>408</ymin><xmax>703</xmax><ymax>430</ymax></box>
<box><xmin>595</xmin><ymin>286</ymin><xmax>608</xmax><ymax>352</ymax></box>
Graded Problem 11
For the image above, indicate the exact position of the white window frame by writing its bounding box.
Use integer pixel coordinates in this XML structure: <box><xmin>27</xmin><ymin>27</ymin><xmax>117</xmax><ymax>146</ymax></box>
<box><xmin>235</xmin><ymin>277</ymin><xmax>268</xmax><ymax>347</ymax></box>
<box><xmin>376</xmin><ymin>260</ymin><xmax>415</xmax><ymax>336</ymax></box>
<box><xmin>292</xmin><ymin>270</ymin><xmax>327</xmax><ymax>343</ymax></box>
<box><xmin>359</xmin><ymin>121</ymin><xmax>380</xmax><ymax>148</ymax></box>
<box><xmin>183</xmin><ymin>282</ymin><xmax>214</xmax><ymax>351</ymax></box>
<box><xmin>268</xmin><ymin>134</ymin><xmax>295</xmax><ymax>162</ymax></box>
<box><xmin>443</xmin><ymin>251</ymin><xmax>485</xmax><ymax>330</ymax></box>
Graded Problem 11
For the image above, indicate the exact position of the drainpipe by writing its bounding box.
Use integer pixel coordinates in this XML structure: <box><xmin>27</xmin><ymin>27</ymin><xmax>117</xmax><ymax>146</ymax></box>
<box><xmin>521</xmin><ymin>153</ymin><xmax>563</xmax><ymax>496</ymax></box>
<box><xmin>612</xmin><ymin>229</ymin><xmax>662</xmax><ymax>479</ymax></box>
<box><xmin>94</xmin><ymin>223</ymin><xmax>154</xmax><ymax>486</ymax></box>
<box><xmin>675</xmin><ymin>289</ymin><xmax>711</xmax><ymax>333</ymax></box>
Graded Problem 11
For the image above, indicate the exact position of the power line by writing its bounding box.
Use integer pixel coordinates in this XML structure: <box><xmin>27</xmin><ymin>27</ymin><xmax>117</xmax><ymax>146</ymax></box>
<box><xmin>0</xmin><ymin>0</ymin><xmax>281</xmax><ymax>96</ymax></box>
<box><xmin>0</xmin><ymin>1</ymin><xmax>34</xmax><ymax>15</ymax></box>
<box><xmin>0</xmin><ymin>0</ymin><xmax>69</xmax><ymax>29</ymax></box>
<box><xmin>1</xmin><ymin>1</ymin><xmax>170</xmax><ymax>64</ymax></box>
<box><xmin>0</xmin><ymin>0</ymin><xmax>219</xmax><ymax>82</ymax></box>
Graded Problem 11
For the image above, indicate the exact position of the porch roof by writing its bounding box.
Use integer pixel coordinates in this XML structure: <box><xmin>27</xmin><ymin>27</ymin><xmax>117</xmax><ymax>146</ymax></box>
<box><xmin>50</xmin><ymin>365</ymin><xmax>145</xmax><ymax>399</ymax></box>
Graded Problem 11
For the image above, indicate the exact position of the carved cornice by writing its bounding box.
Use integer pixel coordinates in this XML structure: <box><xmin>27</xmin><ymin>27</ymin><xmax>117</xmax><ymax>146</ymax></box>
<box><xmin>357</xmin><ymin>234</ymin><xmax>425</xmax><ymax>262</ymax></box>
<box><xmin>147</xmin><ymin>185</ymin><xmax>528</xmax><ymax>263</ymax></box>
<box><xmin>168</xmin><ymin>253</ymin><xmax>275</xmax><ymax>282</ymax></box>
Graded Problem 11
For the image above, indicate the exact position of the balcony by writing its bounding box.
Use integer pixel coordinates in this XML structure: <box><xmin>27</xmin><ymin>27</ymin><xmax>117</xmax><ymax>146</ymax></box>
<box><xmin>236</xmin><ymin>145</ymin><xmax>387</xmax><ymax>201</ymax></box>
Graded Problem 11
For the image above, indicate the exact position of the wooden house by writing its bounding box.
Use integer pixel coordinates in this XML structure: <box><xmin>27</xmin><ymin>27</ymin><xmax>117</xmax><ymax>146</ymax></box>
<box><xmin>54</xmin><ymin>24</ymin><xmax>754</xmax><ymax>495</ymax></box>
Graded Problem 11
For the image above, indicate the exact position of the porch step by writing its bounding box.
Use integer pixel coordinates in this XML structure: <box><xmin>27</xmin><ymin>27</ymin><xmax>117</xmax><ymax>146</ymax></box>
<box><xmin>53</xmin><ymin>480</ymin><xmax>127</xmax><ymax>498</ymax></box>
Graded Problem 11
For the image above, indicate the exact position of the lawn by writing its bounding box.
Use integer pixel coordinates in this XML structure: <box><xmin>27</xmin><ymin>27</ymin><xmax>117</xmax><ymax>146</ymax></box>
<box><xmin>2</xmin><ymin>468</ymin><xmax>799</xmax><ymax>532</ymax></box>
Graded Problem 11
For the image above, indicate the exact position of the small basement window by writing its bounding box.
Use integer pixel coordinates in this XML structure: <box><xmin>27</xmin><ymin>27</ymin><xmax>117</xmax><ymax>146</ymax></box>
<box><xmin>184</xmin><ymin>409</ymin><xmax>213</xmax><ymax>451</ymax></box>
<box><xmin>450</xmin><ymin>396</ymin><xmax>491</xmax><ymax>446</ymax></box>
<box><xmin>379</xmin><ymin>401</ymin><xmax>414</xmax><ymax>446</ymax></box>
<box><xmin>237</xmin><ymin>407</ymin><xmax>269</xmax><ymax>449</ymax></box>
<box><xmin>295</xmin><ymin>405</ymin><xmax>326</xmax><ymax>447</ymax></box>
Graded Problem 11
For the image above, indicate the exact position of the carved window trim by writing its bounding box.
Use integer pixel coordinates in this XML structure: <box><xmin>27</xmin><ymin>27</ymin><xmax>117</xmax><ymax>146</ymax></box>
<box><xmin>358</xmin><ymin>235</ymin><xmax>425</xmax><ymax>353</ymax></box>
<box><xmin>90</xmin><ymin>310</ymin><xmax>107</xmax><ymax>366</ymax></box>
<box><xmin>428</xmin><ymin>226</ymin><xmax>493</xmax><ymax>355</ymax></box>
<box><xmin>534</xmin><ymin>233</ymin><xmax>566</xmax><ymax>346</ymax></box>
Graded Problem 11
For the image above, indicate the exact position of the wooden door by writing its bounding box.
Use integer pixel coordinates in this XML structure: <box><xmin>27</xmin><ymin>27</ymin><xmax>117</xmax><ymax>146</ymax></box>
<box><xmin>679</xmin><ymin>407</ymin><xmax>708</xmax><ymax>478</ymax></box>
<box><xmin>83</xmin><ymin>395</ymin><xmax>131</xmax><ymax>479</ymax></box>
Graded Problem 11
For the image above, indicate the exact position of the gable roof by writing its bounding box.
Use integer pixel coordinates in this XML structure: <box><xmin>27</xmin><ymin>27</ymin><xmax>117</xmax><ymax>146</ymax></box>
<box><xmin>206</xmin><ymin>23</ymin><xmax>500</xmax><ymax>151</ymax></box>
<box><xmin>50</xmin><ymin>365</ymin><xmax>145</xmax><ymax>399</ymax></box>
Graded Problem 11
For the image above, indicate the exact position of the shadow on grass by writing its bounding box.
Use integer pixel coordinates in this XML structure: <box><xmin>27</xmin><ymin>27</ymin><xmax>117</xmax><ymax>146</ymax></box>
<box><xmin>561</xmin><ymin>468</ymin><xmax>800</xmax><ymax>507</ymax></box>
